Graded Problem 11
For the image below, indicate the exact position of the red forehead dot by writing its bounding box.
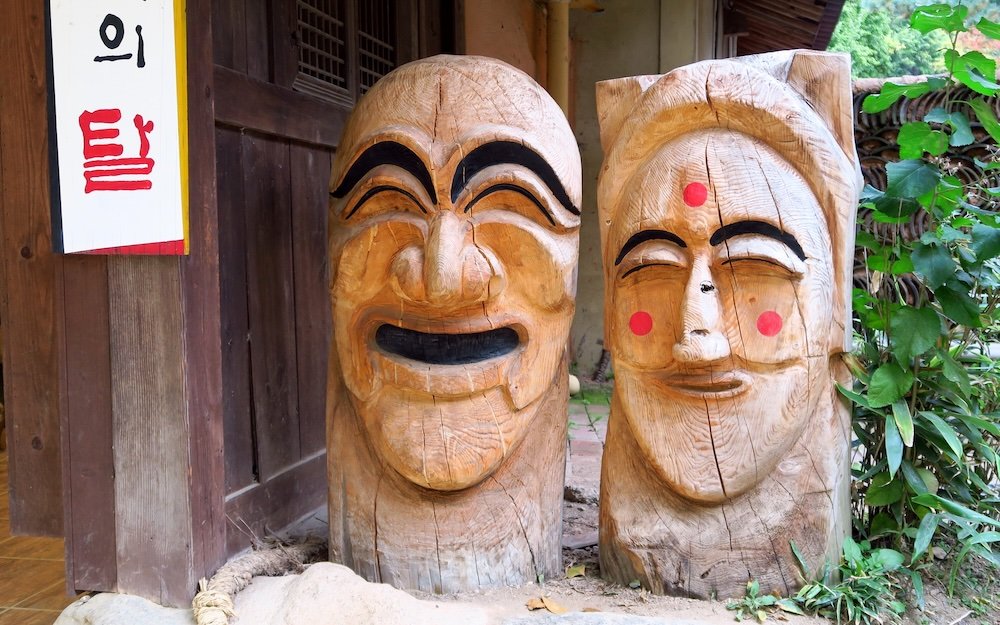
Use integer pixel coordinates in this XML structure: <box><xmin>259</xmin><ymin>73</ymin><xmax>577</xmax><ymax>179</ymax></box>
<box><xmin>756</xmin><ymin>310</ymin><xmax>783</xmax><ymax>337</ymax></box>
<box><xmin>683</xmin><ymin>182</ymin><xmax>708</xmax><ymax>207</ymax></box>
<box><xmin>629</xmin><ymin>311</ymin><xmax>653</xmax><ymax>336</ymax></box>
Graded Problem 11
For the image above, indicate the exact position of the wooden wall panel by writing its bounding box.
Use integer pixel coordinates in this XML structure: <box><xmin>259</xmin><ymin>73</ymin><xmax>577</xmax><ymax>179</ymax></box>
<box><xmin>212</xmin><ymin>0</ymin><xmax>248</xmax><ymax>72</ymax></box>
<box><xmin>242</xmin><ymin>134</ymin><xmax>301</xmax><ymax>481</ymax></box>
<box><xmin>0</xmin><ymin>0</ymin><xmax>64</xmax><ymax>537</ymax></box>
<box><xmin>217</xmin><ymin>127</ymin><xmax>255</xmax><ymax>495</ymax></box>
<box><xmin>290</xmin><ymin>144</ymin><xmax>332</xmax><ymax>456</ymax></box>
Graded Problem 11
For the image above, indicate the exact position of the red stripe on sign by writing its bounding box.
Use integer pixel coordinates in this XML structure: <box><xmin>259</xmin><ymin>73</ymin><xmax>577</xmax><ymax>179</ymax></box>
<box><xmin>79</xmin><ymin>239</ymin><xmax>186</xmax><ymax>255</ymax></box>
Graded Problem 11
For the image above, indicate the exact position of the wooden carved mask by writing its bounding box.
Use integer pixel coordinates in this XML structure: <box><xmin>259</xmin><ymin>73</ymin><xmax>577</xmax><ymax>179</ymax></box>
<box><xmin>597</xmin><ymin>52</ymin><xmax>862</xmax><ymax>503</ymax></box>
<box><xmin>329</xmin><ymin>55</ymin><xmax>581</xmax><ymax>492</ymax></box>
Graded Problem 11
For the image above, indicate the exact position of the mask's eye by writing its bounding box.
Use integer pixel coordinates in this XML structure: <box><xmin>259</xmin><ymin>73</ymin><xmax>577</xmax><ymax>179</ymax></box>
<box><xmin>338</xmin><ymin>176</ymin><xmax>428</xmax><ymax>222</ymax></box>
<box><xmin>616</xmin><ymin>242</ymin><xmax>687</xmax><ymax>280</ymax></box>
<box><xmin>460</xmin><ymin>168</ymin><xmax>579</xmax><ymax>231</ymax></box>
<box><xmin>717</xmin><ymin>237</ymin><xmax>805</xmax><ymax>278</ymax></box>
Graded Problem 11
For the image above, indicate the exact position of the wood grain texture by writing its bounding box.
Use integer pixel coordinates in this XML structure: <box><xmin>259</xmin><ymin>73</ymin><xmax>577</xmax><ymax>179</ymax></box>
<box><xmin>108</xmin><ymin>257</ymin><xmax>194</xmax><ymax>604</ymax></box>
<box><xmin>595</xmin><ymin>50</ymin><xmax>861</xmax><ymax>599</ymax></box>
<box><xmin>0</xmin><ymin>0</ymin><xmax>64</xmax><ymax>537</ymax></box>
<box><xmin>58</xmin><ymin>256</ymin><xmax>115</xmax><ymax>592</ymax></box>
<box><xmin>327</xmin><ymin>55</ymin><xmax>581</xmax><ymax>592</ymax></box>
<box><xmin>182</xmin><ymin>0</ymin><xmax>228</xmax><ymax>586</ymax></box>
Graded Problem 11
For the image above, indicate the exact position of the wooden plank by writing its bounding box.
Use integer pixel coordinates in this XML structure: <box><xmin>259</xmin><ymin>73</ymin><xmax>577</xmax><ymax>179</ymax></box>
<box><xmin>289</xmin><ymin>144</ymin><xmax>331</xmax><ymax>457</ymax></box>
<box><xmin>213</xmin><ymin>65</ymin><xmax>350</xmax><ymax>149</ymax></box>
<box><xmin>211</xmin><ymin>0</ymin><xmax>248</xmax><ymax>71</ymax></box>
<box><xmin>58</xmin><ymin>256</ymin><xmax>116</xmax><ymax>592</ymax></box>
<box><xmin>108</xmin><ymin>257</ymin><xmax>194</xmax><ymax>606</ymax></box>
<box><xmin>182</xmin><ymin>0</ymin><xmax>228</xmax><ymax>586</ymax></box>
<box><xmin>242</xmin><ymin>134</ymin><xmax>301</xmax><ymax>480</ymax></box>
<box><xmin>0</xmin><ymin>0</ymin><xmax>64</xmax><ymax>537</ymax></box>
<box><xmin>245</xmin><ymin>0</ymin><xmax>270</xmax><ymax>81</ymax></box>
<box><xmin>224</xmin><ymin>451</ymin><xmax>326</xmax><ymax>556</ymax></box>
<box><xmin>216</xmin><ymin>126</ymin><xmax>255</xmax><ymax>495</ymax></box>
<box><xmin>270</xmin><ymin>0</ymin><xmax>299</xmax><ymax>88</ymax></box>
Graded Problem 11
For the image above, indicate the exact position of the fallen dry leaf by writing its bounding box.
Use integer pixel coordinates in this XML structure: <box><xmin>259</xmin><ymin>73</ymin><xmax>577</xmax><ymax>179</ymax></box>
<box><xmin>565</xmin><ymin>563</ymin><xmax>586</xmax><ymax>578</ymax></box>
<box><xmin>525</xmin><ymin>598</ymin><xmax>546</xmax><ymax>611</ymax></box>
<box><xmin>541</xmin><ymin>596</ymin><xmax>569</xmax><ymax>615</ymax></box>
<box><xmin>582</xmin><ymin>607</ymin><xmax>602</xmax><ymax>613</ymax></box>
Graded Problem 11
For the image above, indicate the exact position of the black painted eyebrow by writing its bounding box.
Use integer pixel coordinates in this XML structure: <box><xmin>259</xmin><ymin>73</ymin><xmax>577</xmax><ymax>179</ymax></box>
<box><xmin>614</xmin><ymin>230</ymin><xmax>687</xmax><ymax>266</ymax></box>
<box><xmin>451</xmin><ymin>141</ymin><xmax>579</xmax><ymax>216</ymax></box>
<box><xmin>464</xmin><ymin>183</ymin><xmax>555</xmax><ymax>226</ymax></box>
<box><xmin>710</xmin><ymin>220</ymin><xmax>806</xmax><ymax>261</ymax></box>
<box><xmin>330</xmin><ymin>141</ymin><xmax>437</xmax><ymax>203</ymax></box>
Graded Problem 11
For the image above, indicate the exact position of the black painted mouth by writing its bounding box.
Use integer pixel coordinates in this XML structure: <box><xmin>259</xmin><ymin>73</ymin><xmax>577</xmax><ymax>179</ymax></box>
<box><xmin>375</xmin><ymin>324</ymin><xmax>520</xmax><ymax>365</ymax></box>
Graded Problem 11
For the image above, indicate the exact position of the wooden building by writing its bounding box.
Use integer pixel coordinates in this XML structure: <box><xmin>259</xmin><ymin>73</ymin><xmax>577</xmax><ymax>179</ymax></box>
<box><xmin>0</xmin><ymin>0</ymin><xmax>845</xmax><ymax>608</ymax></box>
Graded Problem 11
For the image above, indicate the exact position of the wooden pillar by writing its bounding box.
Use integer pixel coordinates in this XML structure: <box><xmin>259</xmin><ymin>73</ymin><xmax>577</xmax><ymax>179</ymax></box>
<box><xmin>595</xmin><ymin>50</ymin><xmax>861</xmax><ymax>599</ymax></box>
<box><xmin>327</xmin><ymin>55</ymin><xmax>582</xmax><ymax>593</ymax></box>
<box><xmin>1</xmin><ymin>0</ymin><xmax>223</xmax><ymax>603</ymax></box>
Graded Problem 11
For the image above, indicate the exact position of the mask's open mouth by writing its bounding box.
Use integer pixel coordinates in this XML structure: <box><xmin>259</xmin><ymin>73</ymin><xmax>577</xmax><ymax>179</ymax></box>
<box><xmin>375</xmin><ymin>324</ymin><xmax>520</xmax><ymax>365</ymax></box>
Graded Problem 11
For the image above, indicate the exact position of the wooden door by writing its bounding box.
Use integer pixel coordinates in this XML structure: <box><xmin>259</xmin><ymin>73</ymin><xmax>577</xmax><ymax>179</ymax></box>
<box><xmin>211</xmin><ymin>0</ymin><xmax>454</xmax><ymax>556</ymax></box>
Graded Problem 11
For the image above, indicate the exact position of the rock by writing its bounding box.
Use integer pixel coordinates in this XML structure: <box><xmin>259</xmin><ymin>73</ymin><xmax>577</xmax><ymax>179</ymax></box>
<box><xmin>54</xmin><ymin>593</ymin><xmax>195</xmax><ymax>625</ymax></box>
<box><xmin>232</xmin><ymin>562</ymin><xmax>498</xmax><ymax>625</ymax></box>
<box><xmin>569</xmin><ymin>374</ymin><xmax>581</xmax><ymax>395</ymax></box>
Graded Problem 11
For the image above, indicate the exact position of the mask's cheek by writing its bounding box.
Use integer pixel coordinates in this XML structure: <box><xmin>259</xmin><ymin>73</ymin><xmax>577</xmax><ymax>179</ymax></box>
<box><xmin>720</xmin><ymin>270</ymin><xmax>807</xmax><ymax>364</ymax></box>
<box><xmin>610</xmin><ymin>271</ymin><xmax>685</xmax><ymax>369</ymax></box>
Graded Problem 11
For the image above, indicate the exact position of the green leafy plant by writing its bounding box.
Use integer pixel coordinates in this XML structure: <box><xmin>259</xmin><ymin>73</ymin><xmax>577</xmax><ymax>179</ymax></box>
<box><xmin>848</xmin><ymin>0</ymin><xmax>1000</xmax><ymax>599</ymax></box>
<box><xmin>725</xmin><ymin>579</ymin><xmax>802</xmax><ymax>622</ymax></box>
<box><xmin>793</xmin><ymin>538</ymin><xmax>907</xmax><ymax>625</ymax></box>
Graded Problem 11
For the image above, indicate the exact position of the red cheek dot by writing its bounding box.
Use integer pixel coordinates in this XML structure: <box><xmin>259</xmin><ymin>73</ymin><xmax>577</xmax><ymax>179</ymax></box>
<box><xmin>756</xmin><ymin>310</ymin><xmax>783</xmax><ymax>337</ymax></box>
<box><xmin>683</xmin><ymin>182</ymin><xmax>708</xmax><ymax>207</ymax></box>
<box><xmin>629</xmin><ymin>311</ymin><xmax>653</xmax><ymax>336</ymax></box>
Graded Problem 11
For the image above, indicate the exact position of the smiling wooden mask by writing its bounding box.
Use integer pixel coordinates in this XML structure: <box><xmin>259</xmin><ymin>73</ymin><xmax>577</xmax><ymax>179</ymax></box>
<box><xmin>595</xmin><ymin>51</ymin><xmax>862</xmax><ymax>598</ymax></box>
<box><xmin>326</xmin><ymin>55</ymin><xmax>581</xmax><ymax>592</ymax></box>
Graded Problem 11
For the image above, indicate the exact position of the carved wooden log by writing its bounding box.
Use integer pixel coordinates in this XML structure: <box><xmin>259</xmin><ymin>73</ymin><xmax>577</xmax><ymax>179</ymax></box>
<box><xmin>326</xmin><ymin>55</ymin><xmax>582</xmax><ymax>593</ymax></box>
<box><xmin>595</xmin><ymin>51</ymin><xmax>862</xmax><ymax>599</ymax></box>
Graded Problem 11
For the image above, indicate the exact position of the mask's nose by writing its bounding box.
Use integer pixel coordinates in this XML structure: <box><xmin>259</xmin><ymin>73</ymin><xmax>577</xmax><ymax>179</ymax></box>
<box><xmin>391</xmin><ymin>211</ymin><xmax>505</xmax><ymax>306</ymax></box>
<box><xmin>673</xmin><ymin>256</ymin><xmax>731</xmax><ymax>363</ymax></box>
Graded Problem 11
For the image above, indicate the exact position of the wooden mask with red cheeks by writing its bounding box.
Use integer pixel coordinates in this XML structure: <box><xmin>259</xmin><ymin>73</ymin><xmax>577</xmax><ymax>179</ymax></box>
<box><xmin>595</xmin><ymin>51</ymin><xmax>862</xmax><ymax>598</ymax></box>
<box><xmin>328</xmin><ymin>55</ymin><xmax>581</xmax><ymax>492</ymax></box>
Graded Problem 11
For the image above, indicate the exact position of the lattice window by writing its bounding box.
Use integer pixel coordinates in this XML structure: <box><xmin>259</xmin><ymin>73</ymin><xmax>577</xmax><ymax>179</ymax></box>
<box><xmin>295</xmin><ymin>0</ymin><xmax>405</xmax><ymax>105</ymax></box>
<box><xmin>358</xmin><ymin>1</ymin><xmax>397</xmax><ymax>94</ymax></box>
<box><xmin>296</xmin><ymin>0</ymin><xmax>349</xmax><ymax>103</ymax></box>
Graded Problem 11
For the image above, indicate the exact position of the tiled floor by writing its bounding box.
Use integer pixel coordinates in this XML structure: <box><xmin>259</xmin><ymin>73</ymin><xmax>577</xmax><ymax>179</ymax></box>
<box><xmin>0</xmin><ymin>450</ymin><xmax>81</xmax><ymax>624</ymax></box>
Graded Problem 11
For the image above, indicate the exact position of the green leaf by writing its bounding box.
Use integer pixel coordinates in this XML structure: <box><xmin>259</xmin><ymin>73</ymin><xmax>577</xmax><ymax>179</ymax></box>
<box><xmin>911</xmin><ymin>571</ymin><xmax>925</xmax><ymax>610</ymax></box>
<box><xmin>977</xmin><ymin>17</ymin><xmax>1000</xmax><ymax>40</ymax></box>
<box><xmin>884</xmin><ymin>160</ymin><xmax>941</xmax><ymax>198</ymax></box>
<box><xmin>789</xmin><ymin>540</ymin><xmax>810</xmax><ymax>579</ymax></box>
<box><xmin>843</xmin><ymin>536</ymin><xmax>862</xmax><ymax>565</ymax></box>
<box><xmin>776</xmin><ymin>599</ymin><xmax>805</xmax><ymax>615</ymax></box>
<box><xmin>897</xmin><ymin>122</ymin><xmax>949</xmax><ymax>158</ymax></box>
<box><xmin>836</xmin><ymin>383</ymin><xmax>870</xmax><ymax>408</ymax></box>
<box><xmin>936</xmin><ymin>282</ymin><xmax>983</xmax><ymax>327</ymax></box>
<box><xmin>888</xmin><ymin>306</ymin><xmax>939</xmax><ymax>362</ymax></box>
<box><xmin>925</xmin><ymin>108</ymin><xmax>976</xmax><ymax>146</ymax></box>
<box><xmin>910</xmin><ymin>243</ymin><xmax>957</xmax><ymax>289</ymax></box>
<box><xmin>885</xmin><ymin>414</ymin><xmax>903</xmax><ymax>478</ymax></box>
<box><xmin>867</xmin><ymin>362</ymin><xmax>914</xmax><ymax>408</ymax></box>
<box><xmin>971</xmin><ymin>224</ymin><xmax>1000</xmax><ymax>261</ymax></box>
<box><xmin>871</xmin><ymin>548</ymin><xmax>905</xmax><ymax>572</ymax></box>
<box><xmin>910</xmin><ymin>3</ymin><xmax>968</xmax><ymax>34</ymax></box>
<box><xmin>870</xmin><ymin>511</ymin><xmax>900</xmax><ymax>537</ymax></box>
<box><xmin>968</xmin><ymin>97</ymin><xmax>1000</xmax><ymax>143</ymax></box>
<box><xmin>901</xmin><ymin>460</ymin><xmax>929</xmax><ymax>495</ymax></box>
<box><xmin>891</xmin><ymin>400</ymin><xmax>914</xmax><ymax>447</ymax></box>
<box><xmin>939</xmin><ymin>348</ymin><xmax>972</xmax><ymax>396</ymax></box>
<box><xmin>862</xmin><ymin>82</ymin><xmax>933</xmax><ymax>114</ymax></box>
<box><xmin>918</xmin><ymin>410</ymin><xmax>964</xmax><ymax>459</ymax></box>
<box><xmin>911</xmin><ymin>493</ymin><xmax>1000</xmax><ymax>527</ymax></box>
<box><xmin>867</xmin><ymin>472</ymin><xmax>905</xmax><ymax>507</ymax></box>
<box><xmin>946</xmin><ymin>50</ymin><xmax>1000</xmax><ymax>96</ymax></box>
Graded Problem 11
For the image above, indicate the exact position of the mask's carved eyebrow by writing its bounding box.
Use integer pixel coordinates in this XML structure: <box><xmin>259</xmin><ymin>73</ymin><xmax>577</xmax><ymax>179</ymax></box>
<box><xmin>451</xmin><ymin>141</ymin><xmax>579</xmax><ymax>216</ymax></box>
<box><xmin>330</xmin><ymin>141</ymin><xmax>437</xmax><ymax>203</ymax></box>
<box><xmin>710</xmin><ymin>220</ymin><xmax>806</xmax><ymax>261</ymax></box>
<box><xmin>614</xmin><ymin>230</ymin><xmax>687</xmax><ymax>266</ymax></box>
